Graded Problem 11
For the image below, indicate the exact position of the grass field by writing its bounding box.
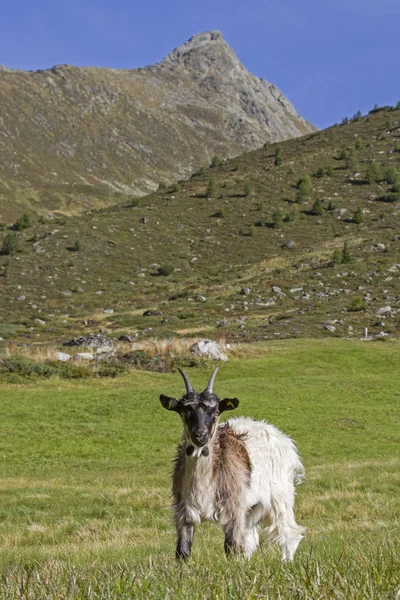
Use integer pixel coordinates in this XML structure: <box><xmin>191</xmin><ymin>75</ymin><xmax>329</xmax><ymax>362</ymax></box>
<box><xmin>0</xmin><ymin>339</ymin><xmax>399</xmax><ymax>598</ymax></box>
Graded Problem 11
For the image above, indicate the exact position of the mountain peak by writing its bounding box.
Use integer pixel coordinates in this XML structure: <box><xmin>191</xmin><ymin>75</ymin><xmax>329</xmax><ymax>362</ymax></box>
<box><xmin>158</xmin><ymin>30</ymin><xmax>238</xmax><ymax>69</ymax></box>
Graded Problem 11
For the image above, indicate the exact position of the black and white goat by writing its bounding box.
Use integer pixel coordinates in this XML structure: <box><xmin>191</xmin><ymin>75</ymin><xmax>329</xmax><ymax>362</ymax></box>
<box><xmin>160</xmin><ymin>368</ymin><xmax>305</xmax><ymax>560</ymax></box>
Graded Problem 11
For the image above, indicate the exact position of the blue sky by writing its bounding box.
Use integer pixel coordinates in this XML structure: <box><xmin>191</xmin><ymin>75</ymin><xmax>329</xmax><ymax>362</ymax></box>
<box><xmin>1</xmin><ymin>0</ymin><xmax>399</xmax><ymax>129</ymax></box>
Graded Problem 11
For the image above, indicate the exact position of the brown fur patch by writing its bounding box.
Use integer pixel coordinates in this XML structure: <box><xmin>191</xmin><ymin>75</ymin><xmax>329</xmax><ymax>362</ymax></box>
<box><xmin>213</xmin><ymin>423</ymin><xmax>252</xmax><ymax>509</ymax></box>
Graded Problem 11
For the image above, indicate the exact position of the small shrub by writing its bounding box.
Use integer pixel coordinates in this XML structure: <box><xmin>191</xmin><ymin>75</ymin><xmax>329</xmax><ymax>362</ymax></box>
<box><xmin>212</xmin><ymin>209</ymin><xmax>225</xmax><ymax>218</ymax></box>
<box><xmin>332</xmin><ymin>249</ymin><xmax>343</xmax><ymax>265</ymax></box>
<box><xmin>365</xmin><ymin>162</ymin><xmax>381</xmax><ymax>184</ymax></box>
<box><xmin>376</xmin><ymin>192</ymin><xmax>400</xmax><ymax>203</ymax></box>
<box><xmin>349</xmin><ymin>297</ymin><xmax>367</xmax><ymax>311</ymax></box>
<box><xmin>15</xmin><ymin>213</ymin><xmax>32</xmax><ymax>231</ymax></box>
<box><xmin>352</xmin><ymin>206</ymin><xmax>364</xmax><ymax>224</ymax></box>
<box><xmin>345</xmin><ymin>148</ymin><xmax>359</xmax><ymax>171</ymax></box>
<box><xmin>342</xmin><ymin>241</ymin><xmax>352</xmax><ymax>264</ymax></box>
<box><xmin>129</xmin><ymin>196</ymin><xmax>140</xmax><ymax>207</ymax></box>
<box><xmin>0</xmin><ymin>357</ymin><xmax>90</xmax><ymax>380</ymax></box>
<box><xmin>295</xmin><ymin>175</ymin><xmax>312</xmax><ymax>203</ymax></box>
<box><xmin>284</xmin><ymin>208</ymin><xmax>298</xmax><ymax>223</ymax></box>
<box><xmin>326</xmin><ymin>165</ymin><xmax>335</xmax><ymax>177</ymax></box>
<box><xmin>243</xmin><ymin>182</ymin><xmax>253</xmax><ymax>197</ymax></box>
<box><xmin>313</xmin><ymin>167</ymin><xmax>325</xmax><ymax>178</ymax></box>
<box><xmin>255</xmin><ymin>218</ymin><xmax>268</xmax><ymax>228</ymax></box>
<box><xmin>248</xmin><ymin>226</ymin><xmax>255</xmax><ymax>237</ymax></box>
<box><xmin>211</xmin><ymin>155</ymin><xmax>222</xmax><ymax>168</ymax></box>
<box><xmin>1</xmin><ymin>232</ymin><xmax>22</xmax><ymax>255</ymax></box>
<box><xmin>158</xmin><ymin>182</ymin><xmax>167</xmax><ymax>191</ymax></box>
<box><xmin>355</xmin><ymin>138</ymin><xmax>363</xmax><ymax>150</ymax></box>
<box><xmin>0</xmin><ymin>222</ymin><xmax>6</xmax><ymax>231</ymax></box>
<box><xmin>69</xmin><ymin>240</ymin><xmax>81</xmax><ymax>252</ymax></box>
<box><xmin>97</xmin><ymin>363</ymin><xmax>127</xmax><ymax>378</ymax></box>
<box><xmin>157</xmin><ymin>264</ymin><xmax>174</xmax><ymax>276</ymax></box>
<box><xmin>310</xmin><ymin>198</ymin><xmax>324</xmax><ymax>216</ymax></box>
<box><xmin>171</xmin><ymin>183</ymin><xmax>181</xmax><ymax>193</ymax></box>
<box><xmin>257</xmin><ymin>199</ymin><xmax>265</xmax><ymax>211</ymax></box>
<box><xmin>353</xmin><ymin>110</ymin><xmax>362</xmax><ymax>121</ymax></box>
<box><xmin>394</xmin><ymin>143</ymin><xmax>400</xmax><ymax>153</ymax></box>
<box><xmin>271</xmin><ymin>209</ymin><xmax>283</xmax><ymax>229</ymax></box>
<box><xmin>192</xmin><ymin>166</ymin><xmax>205</xmax><ymax>177</ymax></box>
<box><xmin>384</xmin><ymin>167</ymin><xmax>399</xmax><ymax>185</ymax></box>
<box><xmin>274</xmin><ymin>146</ymin><xmax>283</xmax><ymax>166</ymax></box>
<box><xmin>205</xmin><ymin>176</ymin><xmax>217</xmax><ymax>198</ymax></box>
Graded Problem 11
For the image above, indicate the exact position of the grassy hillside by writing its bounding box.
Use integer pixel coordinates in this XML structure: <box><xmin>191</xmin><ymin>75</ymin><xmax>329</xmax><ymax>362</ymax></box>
<box><xmin>0</xmin><ymin>106</ymin><xmax>399</xmax><ymax>348</ymax></box>
<box><xmin>0</xmin><ymin>340</ymin><xmax>399</xmax><ymax>598</ymax></box>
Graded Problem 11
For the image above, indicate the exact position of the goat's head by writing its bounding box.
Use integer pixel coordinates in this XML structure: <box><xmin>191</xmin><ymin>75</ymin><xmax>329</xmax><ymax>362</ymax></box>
<box><xmin>160</xmin><ymin>368</ymin><xmax>239</xmax><ymax>449</ymax></box>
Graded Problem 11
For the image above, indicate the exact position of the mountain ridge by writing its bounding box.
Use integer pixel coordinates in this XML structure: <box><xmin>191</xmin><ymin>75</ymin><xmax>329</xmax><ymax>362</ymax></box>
<box><xmin>0</xmin><ymin>31</ymin><xmax>315</xmax><ymax>222</ymax></box>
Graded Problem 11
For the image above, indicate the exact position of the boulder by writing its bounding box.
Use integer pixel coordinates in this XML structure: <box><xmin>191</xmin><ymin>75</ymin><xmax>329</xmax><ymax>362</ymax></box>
<box><xmin>63</xmin><ymin>333</ymin><xmax>114</xmax><ymax>354</ymax></box>
<box><xmin>190</xmin><ymin>339</ymin><xmax>228</xmax><ymax>361</ymax></box>
<box><xmin>56</xmin><ymin>352</ymin><xmax>70</xmax><ymax>362</ymax></box>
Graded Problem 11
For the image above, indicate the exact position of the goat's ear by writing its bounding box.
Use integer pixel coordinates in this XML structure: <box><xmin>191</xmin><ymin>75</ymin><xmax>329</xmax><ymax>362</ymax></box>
<box><xmin>160</xmin><ymin>394</ymin><xmax>180</xmax><ymax>412</ymax></box>
<box><xmin>219</xmin><ymin>397</ymin><xmax>239</xmax><ymax>412</ymax></box>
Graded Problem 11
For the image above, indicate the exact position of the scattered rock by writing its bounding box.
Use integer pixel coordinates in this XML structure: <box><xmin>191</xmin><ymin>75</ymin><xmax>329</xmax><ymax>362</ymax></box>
<box><xmin>56</xmin><ymin>352</ymin><xmax>70</xmax><ymax>362</ymax></box>
<box><xmin>283</xmin><ymin>240</ymin><xmax>295</xmax><ymax>248</ymax></box>
<box><xmin>240</xmin><ymin>287</ymin><xmax>252</xmax><ymax>295</ymax></box>
<box><xmin>265</xmin><ymin>298</ymin><xmax>276</xmax><ymax>306</ymax></box>
<box><xmin>324</xmin><ymin>325</ymin><xmax>336</xmax><ymax>333</ymax></box>
<box><xmin>376</xmin><ymin>306</ymin><xmax>392</xmax><ymax>315</ymax></box>
<box><xmin>190</xmin><ymin>339</ymin><xmax>228</xmax><ymax>361</ymax></box>
<box><xmin>16</xmin><ymin>295</ymin><xmax>26</xmax><ymax>301</ymax></box>
<box><xmin>334</xmin><ymin>208</ymin><xmax>347</xmax><ymax>217</ymax></box>
<box><xmin>118</xmin><ymin>335</ymin><xmax>137</xmax><ymax>343</ymax></box>
<box><xmin>217</xmin><ymin>318</ymin><xmax>230</xmax><ymax>327</ymax></box>
<box><xmin>195</xmin><ymin>295</ymin><xmax>207</xmax><ymax>302</ymax></box>
<box><xmin>61</xmin><ymin>291</ymin><xmax>72</xmax><ymax>297</ymax></box>
<box><xmin>63</xmin><ymin>333</ymin><xmax>114</xmax><ymax>354</ymax></box>
<box><xmin>73</xmin><ymin>352</ymin><xmax>94</xmax><ymax>361</ymax></box>
<box><xmin>34</xmin><ymin>318</ymin><xmax>46</xmax><ymax>325</ymax></box>
<box><xmin>103</xmin><ymin>308</ymin><xmax>114</xmax><ymax>314</ymax></box>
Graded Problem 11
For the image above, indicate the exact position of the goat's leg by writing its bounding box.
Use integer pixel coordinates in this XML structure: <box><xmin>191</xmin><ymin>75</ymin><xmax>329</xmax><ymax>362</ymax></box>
<box><xmin>224</xmin><ymin>515</ymin><xmax>245</xmax><ymax>555</ymax></box>
<box><xmin>174</xmin><ymin>502</ymin><xmax>196</xmax><ymax>560</ymax></box>
<box><xmin>176</xmin><ymin>521</ymin><xmax>195</xmax><ymax>560</ymax></box>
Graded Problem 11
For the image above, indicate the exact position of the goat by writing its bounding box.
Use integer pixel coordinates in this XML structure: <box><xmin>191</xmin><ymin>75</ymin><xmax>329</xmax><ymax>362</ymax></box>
<box><xmin>159</xmin><ymin>367</ymin><xmax>305</xmax><ymax>560</ymax></box>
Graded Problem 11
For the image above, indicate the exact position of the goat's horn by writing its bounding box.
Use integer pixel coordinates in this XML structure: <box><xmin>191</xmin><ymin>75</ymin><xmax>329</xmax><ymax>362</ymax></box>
<box><xmin>178</xmin><ymin>368</ymin><xmax>194</xmax><ymax>394</ymax></box>
<box><xmin>205</xmin><ymin>368</ymin><xmax>219</xmax><ymax>393</ymax></box>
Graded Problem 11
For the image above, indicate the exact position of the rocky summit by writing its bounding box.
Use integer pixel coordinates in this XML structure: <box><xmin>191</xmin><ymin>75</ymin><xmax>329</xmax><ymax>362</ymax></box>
<box><xmin>0</xmin><ymin>31</ymin><xmax>315</xmax><ymax>221</ymax></box>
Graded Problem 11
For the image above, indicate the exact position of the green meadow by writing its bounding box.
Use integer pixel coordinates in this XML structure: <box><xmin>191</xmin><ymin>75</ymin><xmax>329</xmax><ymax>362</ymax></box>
<box><xmin>0</xmin><ymin>339</ymin><xmax>399</xmax><ymax>598</ymax></box>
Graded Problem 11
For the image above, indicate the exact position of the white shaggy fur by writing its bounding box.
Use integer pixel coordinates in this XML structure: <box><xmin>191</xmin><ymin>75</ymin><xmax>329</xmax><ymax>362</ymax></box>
<box><xmin>227</xmin><ymin>416</ymin><xmax>305</xmax><ymax>559</ymax></box>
